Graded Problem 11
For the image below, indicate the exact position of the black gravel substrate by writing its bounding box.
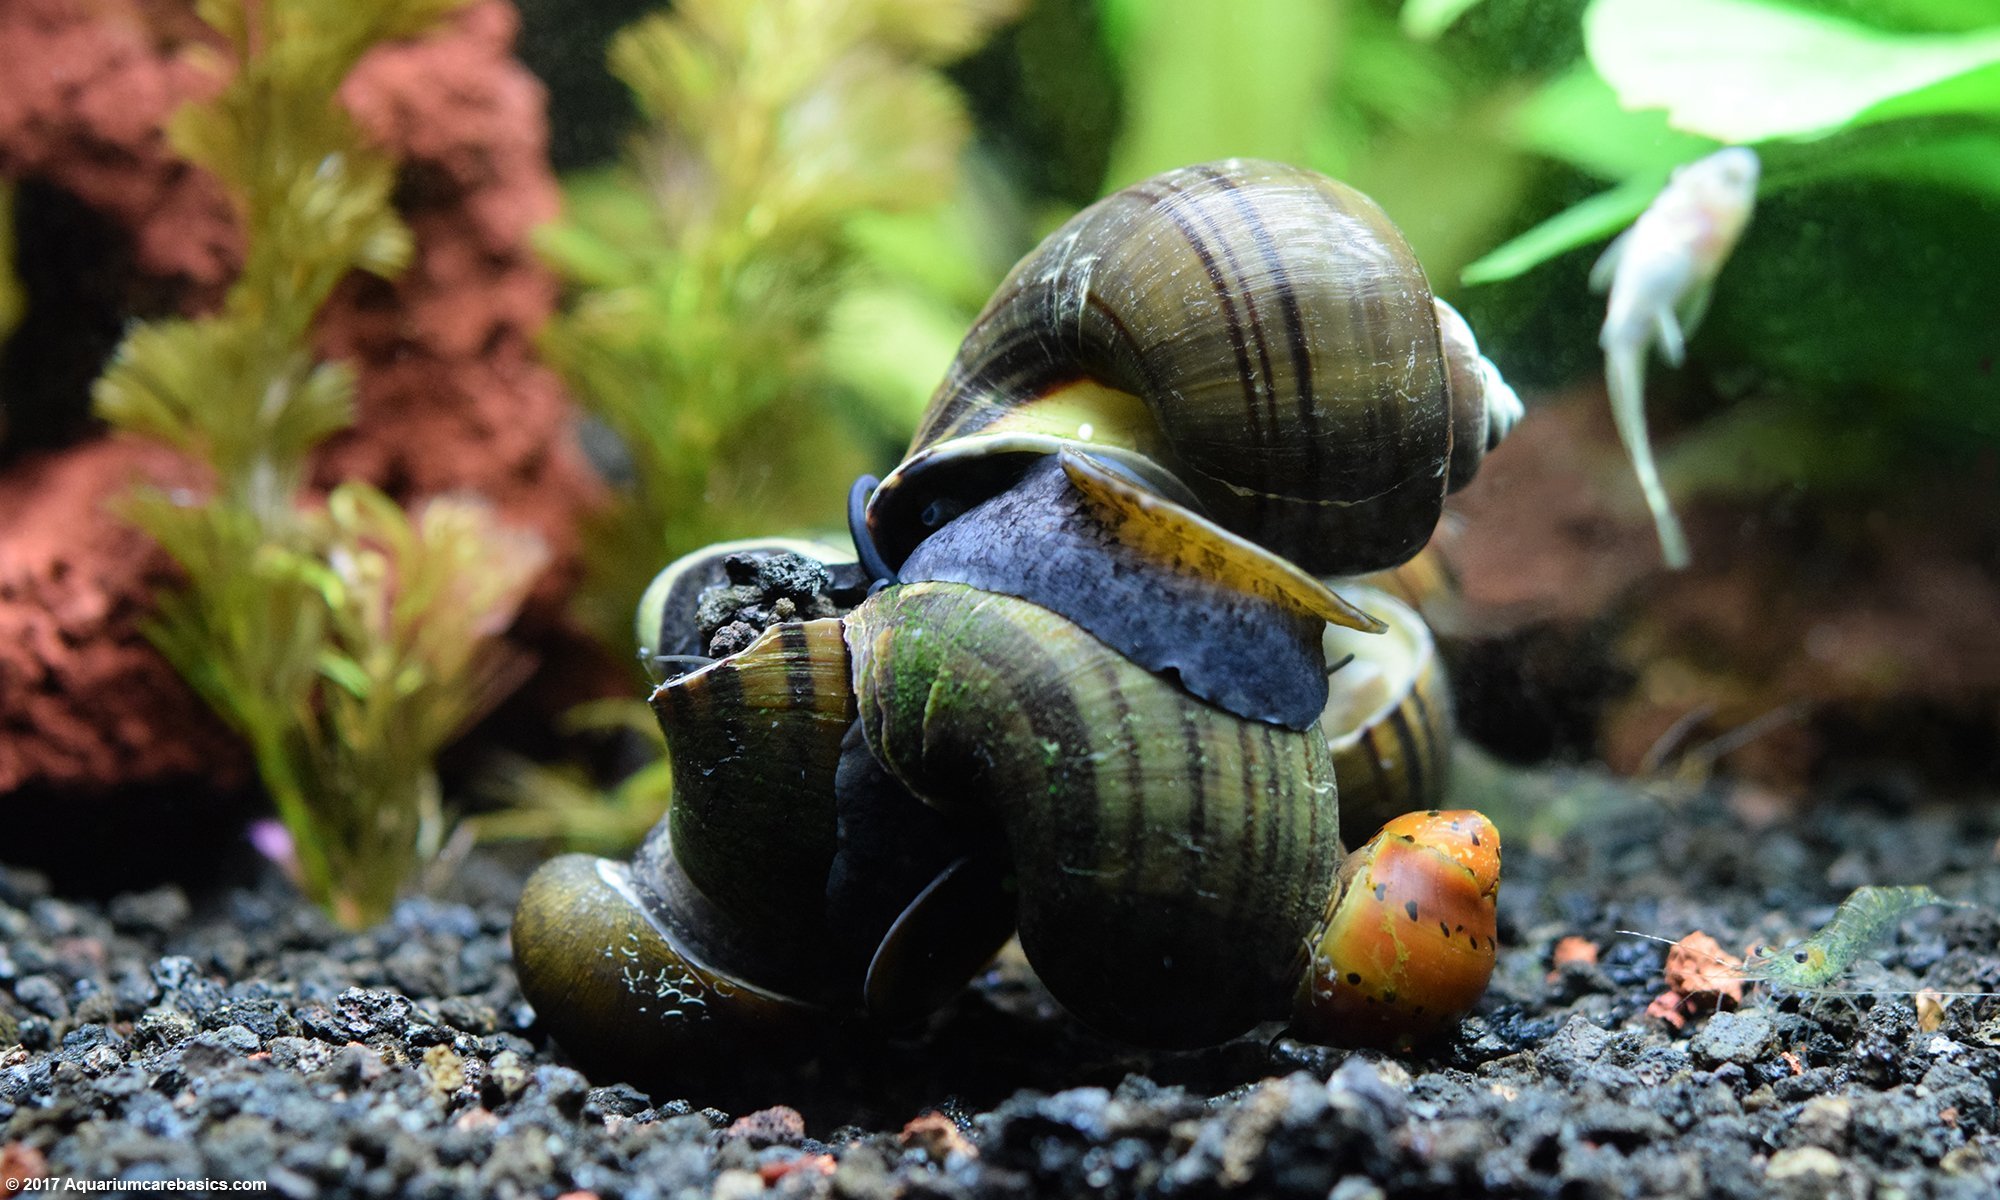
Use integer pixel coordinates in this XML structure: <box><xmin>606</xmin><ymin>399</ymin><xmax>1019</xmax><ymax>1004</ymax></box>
<box><xmin>6</xmin><ymin>765</ymin><xmax>2000</xmax><ymax>1198</ymax></box>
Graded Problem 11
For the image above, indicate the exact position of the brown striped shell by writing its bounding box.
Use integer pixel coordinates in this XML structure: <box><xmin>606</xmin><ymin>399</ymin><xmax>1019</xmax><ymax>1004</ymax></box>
<box><xmin>847</xmin><ymin>581</ymin><xmax>1342</xmax><ymax>1047</ymax></box>
<box><xmin>866</xmin><ymin>159</ymin><xmax>1520</xmax><ymax>577</ymax></box>
<box><xmin>1319</xmin><ymin>585</ymin><xmax>1453</xmax><ymax>848</ymax></box>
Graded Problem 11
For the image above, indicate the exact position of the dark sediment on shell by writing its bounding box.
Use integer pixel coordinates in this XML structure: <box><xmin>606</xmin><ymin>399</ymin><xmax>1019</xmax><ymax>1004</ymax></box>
<box><xmin>693</xmin><ymin>552</ymin><xmax>869</xmax><ymax>660</ymax></box>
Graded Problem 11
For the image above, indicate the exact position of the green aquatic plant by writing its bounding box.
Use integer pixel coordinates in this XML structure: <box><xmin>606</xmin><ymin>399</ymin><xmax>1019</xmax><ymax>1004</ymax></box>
<box><xmin>0</xmin><ymin>183</ymin><xmax>19</xmax><ymax>348</ymax></box>
<box><xmin>537</xmin><ymin>0</ymin><xmax>1022</xmax><ymax>646</ymax></box>
<box><xmin>1466</xmin><ymin>0</ymin><xmax>2000</xmax><ymax>285</ymax></box>
<box><xmin>469</xmin><ymin>700</ymin><xmax>674</xmax><ymax>855</ymax></box>
<box><xmin>92</xmin><ymin>0</ymin><xmax>545</xmax><ymax>928</ymax></box>
<box><xmin>1449</xmin><ymin>0</ymin><xmax>2000</xmax><ymax>510</ymax></box>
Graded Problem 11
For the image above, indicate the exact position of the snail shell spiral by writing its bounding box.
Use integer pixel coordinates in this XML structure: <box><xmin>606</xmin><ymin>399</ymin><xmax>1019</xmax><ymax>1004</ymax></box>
<box><xmin>868</xmin><ymin>158</ymin><xmax>1520</xmax><ymax>576</ymax></box>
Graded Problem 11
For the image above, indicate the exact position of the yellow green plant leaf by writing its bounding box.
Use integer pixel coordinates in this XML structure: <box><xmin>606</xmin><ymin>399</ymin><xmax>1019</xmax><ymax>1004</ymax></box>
<box><xmin>1400</xmin><ymin>0</ymin><xmax>1488</xmax><ymax>41</ymax></box>
<box><xmin>1586</xmin><ymin>0</ymin><xmax>2000</xmax><ymax>143</ymax></box>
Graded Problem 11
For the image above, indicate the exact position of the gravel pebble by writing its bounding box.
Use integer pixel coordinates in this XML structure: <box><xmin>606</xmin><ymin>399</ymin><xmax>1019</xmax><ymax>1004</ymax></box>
<box><xmin>4</xmin><ymin>784</ymin><xmax>2000</xmax><ymax>1197</ymax></box>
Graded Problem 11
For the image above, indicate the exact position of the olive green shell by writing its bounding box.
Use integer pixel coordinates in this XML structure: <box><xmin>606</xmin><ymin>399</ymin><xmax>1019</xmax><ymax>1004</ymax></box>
<box><xmin>847</xmin><ymin>582</ymin><xmax>1341</xmax><ymax>1047</ymax></box>
<box><xmin>867</xmin><ymin>158</ymin><xmax>1521</xmax><ymax>577</ymax></box>
<box><xmin>1319</xmin><ymin>585</ymin><xmax>1453</xmax><ymax>847</ymax></box>
<box><xmin>650</xmin><ymin>617</ymin><xmax>854</xmax><ymax>978</ymax></box>
<box><xmin>510</xmin><ymin>853</ymin><xmax>824</xmax><ymax>1081</ymax></box>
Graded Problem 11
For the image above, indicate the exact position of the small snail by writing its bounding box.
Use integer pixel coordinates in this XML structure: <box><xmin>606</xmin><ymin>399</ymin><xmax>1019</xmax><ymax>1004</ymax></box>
<box><xmin>513</xmin><ymin>160</ymin><xmax>1514</xmax><ymax>1077</ymax></box>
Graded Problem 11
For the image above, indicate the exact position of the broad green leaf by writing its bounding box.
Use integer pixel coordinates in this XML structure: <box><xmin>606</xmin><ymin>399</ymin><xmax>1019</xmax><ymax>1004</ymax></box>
<box><xmin>1401</xmin><ymin>0</ymin><xmax>1487</xmax><ymax>41</ymax></box>
<box><xmin>1513</xmin><ymin>66</ymin><xmax>1717</xmax><ymax>180</ymax></box>
<box><xmin>1586</xmin><ymin>0</ymin><xmax>2000</xmax><ymax>142</ymax></box>
<box><xmin>1819</xmin><ymin>127</ymin><xmax>2000</xmax><ymax>194</ymax></box>
<box><xmin>1461</xmin><ymin>175</ymin><xmax>1659</xmax><ymax>284</ymax></box>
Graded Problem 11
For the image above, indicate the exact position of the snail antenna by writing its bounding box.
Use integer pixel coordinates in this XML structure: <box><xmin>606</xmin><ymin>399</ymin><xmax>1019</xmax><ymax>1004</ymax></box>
<box><xmin>849</xmin><ymin>474</ymin><xmax>900</xmax><ymax>587</ymax></box>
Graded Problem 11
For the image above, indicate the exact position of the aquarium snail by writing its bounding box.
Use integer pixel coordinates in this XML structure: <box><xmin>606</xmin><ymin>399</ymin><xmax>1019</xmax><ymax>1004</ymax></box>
<box><xmin>514</xmin><ymin>159</ymin><xmax>1514</xmax><ymax>1076</ymax></box>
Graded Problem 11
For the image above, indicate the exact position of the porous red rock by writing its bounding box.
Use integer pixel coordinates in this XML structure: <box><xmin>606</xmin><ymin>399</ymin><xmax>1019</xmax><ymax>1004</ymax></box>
<box><xmin>0</xmin><ymin>439</ymin><xmax>244</xmax><ymax>793</ymax></box>
<box><xmin>0</xmin><ymin>1</ymin><xmax>607</xmax><ymax>809</ymax></box>
<box><xmin>0</xmin><ymin>0</ymin><xmax>238</xmax><ymax>297</ymax></box>
<box><xmin>1443</xmin><ymin>386</ymin><xmax>2000</xmax><ymax>794</ymax></box>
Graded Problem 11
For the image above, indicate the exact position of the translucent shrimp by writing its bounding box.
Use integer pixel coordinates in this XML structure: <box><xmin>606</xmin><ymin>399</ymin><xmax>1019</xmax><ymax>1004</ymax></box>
<box><xmin>1623</xmin><ymin>884</ymin><xmax>1993</xmax><ymax>1017</ymax></box>
<box><xmin>1734</xmin><ymin>885</ymin><xmax>1975</xmax><ymax>992</ymax></box>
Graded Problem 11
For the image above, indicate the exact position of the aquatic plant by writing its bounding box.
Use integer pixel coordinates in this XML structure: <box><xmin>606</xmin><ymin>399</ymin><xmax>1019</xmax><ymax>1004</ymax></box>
<box><xmin>92</xmin><ymin>0</ymin><xmax>546</xmax><ymax>928</ymax></box>
<box><xmin>537</xmin><ymin>0</ymin><xmax>1023</xmax><ymax>646</ymax></box>
<box><xmin>493</xmin><ymin>0</ymin><xmax>1019</xmax><ymax>851</ymax></box>
<box><xmin>1462</xmin><ymin>0</ymin><xmax>2000</xmax><ymax>490</ymax></box>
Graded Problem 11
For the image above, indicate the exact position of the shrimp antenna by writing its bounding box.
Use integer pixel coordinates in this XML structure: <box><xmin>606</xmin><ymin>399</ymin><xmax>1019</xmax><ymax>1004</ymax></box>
<box><xmin>1613</xmin><ymin>929</ymin><xmax>1751</xmax><ymax>972</ymax></box>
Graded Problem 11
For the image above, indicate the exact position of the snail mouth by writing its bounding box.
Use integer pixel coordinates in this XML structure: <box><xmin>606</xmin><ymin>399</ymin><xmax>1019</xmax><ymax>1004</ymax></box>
<box><xmin>868</xmin><ymin>430</ymin><xmax>1203</xmax><ymax>572</ymax></box>
<box><xmin>1318</xmin><ymin>586</ymin><xmax>1432</xmax><ymax>748</ymax></box>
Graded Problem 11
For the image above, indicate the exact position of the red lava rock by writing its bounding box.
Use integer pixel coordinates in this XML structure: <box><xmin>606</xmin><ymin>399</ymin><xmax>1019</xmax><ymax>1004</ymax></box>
<box><xmin>900</xmin><ymin>1111</ymin><xmax>977</xmax><ymax>1163</ymax></box>
<box><xmin>0</xmin><ymin>1</ymin><xmax>613</xmax><ymax>813</ymax></box>
<box><xmin>453</xmin><ymin>1108</ymin><xmax>499</xmax><ymax>1133</ymax></box>
<box><xmin>1443</xmin><ymin>386</ymin><xmax>2000</xmax><ymax>792</ymax></box>
<box><xmin>725</xmin><ymin>1105</ymin><xmax>807</xmax><ymax>1147</ymax></box>
<box><xmin>0</xmin><ymin>0</ymin><xmax>239</xmax><ymax>295</ymax></box>
<box><xmin>1552</xmin><ymin>936</ymin><xmax>1599</xmax><ymax>968</ymax></box>
<box><xmin>1</xmin><ymin>1142</ymin><xmax>48</xmax><ymax>1195</ymax></box>
<box><xmin>759</xmin><ymin>1154</ymin><xmax>836</xmax><ymax>1184</ymax></box>
<box><xmin>0</xmin><ymin>440</ymin><xmax>247</xmax><ymax>793</ymax></box>
<box><xmin>1545</xmin><ymin>935</ymin><xmax>1599</xmax><ymax>984</ymax></box>
<box><xmin>1647</xmin><ymin>931</ymin><xmax>1745</xmax><ymax>1030</ymax></box>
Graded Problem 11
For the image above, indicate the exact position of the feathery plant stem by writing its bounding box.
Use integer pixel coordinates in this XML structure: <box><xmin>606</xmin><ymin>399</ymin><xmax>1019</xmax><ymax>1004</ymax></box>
<box><xmin>92</xmin><ymin>0</ymin><xmax>545</xmax><ymax>928</ymax></box>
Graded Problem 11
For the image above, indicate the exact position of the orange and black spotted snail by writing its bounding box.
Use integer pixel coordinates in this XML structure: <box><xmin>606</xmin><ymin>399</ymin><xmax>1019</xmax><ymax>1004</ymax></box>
<box><xmin>511</xmin><ymin>159</ymin><xmax>1515</xmax><ymax>1076</ymax></box>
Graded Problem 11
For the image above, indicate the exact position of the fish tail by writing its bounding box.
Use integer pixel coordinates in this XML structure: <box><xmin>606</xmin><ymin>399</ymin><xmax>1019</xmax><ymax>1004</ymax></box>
<box><xmin>1605</xmin><ymin>343</ymin><xmax>1691</xmax><ymax>569</ymax></box>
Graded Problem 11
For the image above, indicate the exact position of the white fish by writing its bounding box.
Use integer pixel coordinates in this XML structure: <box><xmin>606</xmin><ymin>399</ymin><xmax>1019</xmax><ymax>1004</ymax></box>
<box><xmin>1591</xmin><ymin>147</ymin><xmax>1760</xmax><ymax>569</ymax></box>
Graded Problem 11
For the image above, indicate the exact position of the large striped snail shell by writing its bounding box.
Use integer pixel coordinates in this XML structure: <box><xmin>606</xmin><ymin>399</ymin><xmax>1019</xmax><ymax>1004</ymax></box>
<box><xmin>512</xmin><ymin>160</ymin><xmax>1516</xmax><ymax>1076</ymax></box>
<box><xmin>865</xmin><ymin>158</ymin><xmax>1520</xmax><ymax>578</ymax></box>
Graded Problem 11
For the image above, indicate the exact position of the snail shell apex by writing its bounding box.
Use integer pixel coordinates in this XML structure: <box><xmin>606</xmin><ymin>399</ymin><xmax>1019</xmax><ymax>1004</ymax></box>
<box><xmin>510</xmin><ymin>854</ymin><xmax>822</xmax><ymax>1077</ymax></box>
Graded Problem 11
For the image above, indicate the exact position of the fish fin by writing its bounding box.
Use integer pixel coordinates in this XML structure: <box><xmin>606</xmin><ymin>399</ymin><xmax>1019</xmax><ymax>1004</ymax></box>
<box><xmin>1589</xmin><ymin>228</ymin><xmax>1633</xmax><ymax>293</ymax></box>
<box><xmin>1677</xmin><ymin>282</ymin><xmax>1715</xmax><ymax>342</ymax></box>
<box><xmin>1605</xmin><ymin>345</ymin><xmax>1692</xmax><ymax>569</ymax></box>
<box><xmin>1654</xmin><ymin>308</ymin><xmax>1686</xmax><ymax>367</ymax></box>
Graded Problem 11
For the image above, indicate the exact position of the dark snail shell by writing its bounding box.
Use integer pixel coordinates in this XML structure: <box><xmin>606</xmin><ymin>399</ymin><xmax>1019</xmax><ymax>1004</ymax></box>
<box><xmin>1319</xmin><ymin>585</ymin><xmax>1453</xmax><ymax>847</ymax></box>
<box><xmin>847</xmin><ymin>581</ymin><xmax>1342</xmax><ymax>1047</ymax></box>
<box><xmin>866</xmin><ymin>158</ymin><xmax>1521</xmax><ymax>578</ymax></box>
